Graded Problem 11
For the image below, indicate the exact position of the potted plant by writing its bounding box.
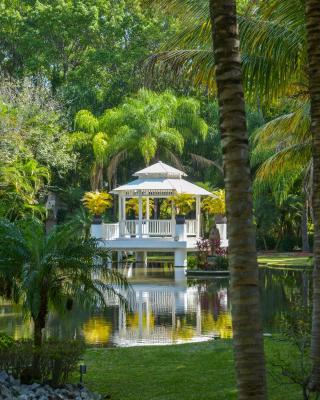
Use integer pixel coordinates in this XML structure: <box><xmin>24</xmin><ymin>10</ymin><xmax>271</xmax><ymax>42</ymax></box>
<box><xmin>82</xmin><ymin>191</ymin><xmax>113</xmax><ymax>224</ymax></box>
<box><xmin>167</xmin><ymin>194</ymin><xmax>195</xmax><ymax>224</ymax></box>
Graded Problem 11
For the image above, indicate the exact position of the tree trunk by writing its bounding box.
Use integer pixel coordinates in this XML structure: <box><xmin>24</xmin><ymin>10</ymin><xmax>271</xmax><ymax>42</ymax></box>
<box><xmin>32</xmin><ymin>287</ymin><xmax>48</xmax><ymax>378</ymax></box>
<box><xmin>305</xmin><ymin>0</ymin><xmax>320</xmax><ymax>391</ymax></box>
<box><xmin>209</xmin><ymin>1</ymin><xmax>267</xmax><ymax>398</ymax></box>
<box><xmin>301</xmin><ymin>196</ymin><xmax>310</xmax><ymax>253</ymax></box>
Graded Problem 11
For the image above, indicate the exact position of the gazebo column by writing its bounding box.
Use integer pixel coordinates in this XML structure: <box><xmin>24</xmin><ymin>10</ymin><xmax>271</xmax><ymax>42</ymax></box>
<box><xmin>146</xmin><ymin>197</ymin><xmax>150</xmax><ymax>220</ymax></box>
<box><xmin>122</xmin><ymin>196</ymin><xmax>126</xmax><ymax>221</ymax></box>
<box><xmin>196</xmin><ymin>195</ymin><xmax>201</xmax><ymax>238</ymax></box>
<box><xmin>171</xmin><ymin>202</ymin><xmax>176</xmax><ymax>238</ymax></box>
<box><xmin>145</xmin><ymin>197</ymin><xmax>150</xmax><ymax>236</ymax></box>
<box><xmin>118</xmin><ymin>195</ymin><xmax>122</xmax><ymax>236</ymax></box>
<box><xmin>119</xmin><ymin>195</ymin><xmax>126</xmax><ymax>237</ymax></box>
<box><xmin>138</xmin><ymin>193</ymin><xmax>143</xmax><ymax>238</ymax></box>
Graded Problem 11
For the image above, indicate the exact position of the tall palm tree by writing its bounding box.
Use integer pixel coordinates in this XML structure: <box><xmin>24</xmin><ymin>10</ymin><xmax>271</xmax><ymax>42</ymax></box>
<box><xmin>147</xmin><ymin>0</ymin><xmax>305</xmax><ymax>104</ymax></box>
<box><xmin>72</xmin><ymin>89</ymin><xmax>208</xmax><ymax>187</ymax></box>
<box><xmin>251</xmin><ymin>100</ymin><xmax>312</xmax><ymax>251</ymax></box>
<box><xmin>72</xmin><ymin>110</ymin><xmax>109</xmax><ymax>191</ymax></box>
<box><xmin>209</xmin><ymin>1</ymin><xmax>267</xmax><ymax>398</ymax></box>
<box><xmin>305</xmin><ymin>0</ymin><xmax>320</xmax><ymax>391</ymax></box>
<box><xmin>103</xmin><ymin>89</ymin><xmax>208</xmax><ymax>181</ymax></box>
<box><xmin>0</xmin><ymin>218</ymin><xmax>128</xmax><ymax>357</ymax></box>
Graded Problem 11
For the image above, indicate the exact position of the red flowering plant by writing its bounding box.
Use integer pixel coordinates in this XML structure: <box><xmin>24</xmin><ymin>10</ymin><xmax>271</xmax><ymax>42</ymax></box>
<box><xmin>210</xmin><ymin>239</ymin><xmax>228</xmax><ymax>256</ymax></box>
<box><xmin>196</xmin><ymin>238</ymin><xmax>211</xmax><ymax>270</ymax></box>
<box><xmin>210</xmin><ymin>239</ymin><xmax>229</xmax><ymax>270</ymax></box>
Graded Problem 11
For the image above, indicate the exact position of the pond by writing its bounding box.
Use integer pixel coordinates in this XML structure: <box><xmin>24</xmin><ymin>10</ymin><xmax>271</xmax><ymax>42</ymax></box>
<box><xmin>0</xmin><ymin>263</ymin><xmax>312</xmax><ymax>347</ymax></box>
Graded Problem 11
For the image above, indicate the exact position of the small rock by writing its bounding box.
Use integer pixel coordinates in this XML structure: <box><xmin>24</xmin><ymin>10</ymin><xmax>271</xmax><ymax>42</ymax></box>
<box><xmin>17</xmin><ymin>395</ymin><xmax>29</xmax><ymax>400</ymax></box>
<box><xmin>30</xmin><ymin>382</ymin><xmax>40</xmax><ymax>391</ymax></box>
<box><xmin>0</xmin><ymin>371</ymin><xmax>9</xmax><ymax>383</ymax></box>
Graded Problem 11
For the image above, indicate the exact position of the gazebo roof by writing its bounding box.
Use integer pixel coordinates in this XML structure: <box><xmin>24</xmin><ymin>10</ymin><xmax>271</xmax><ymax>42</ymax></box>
<box><xmin>133</xmin><ymin>161</ymin><xmax>186</xmax><ymax>178</ymax></box>
<box><xmin>111</xmin><ymin>161</ymin><xmax>213</xmax><ymax>197</ymax></box>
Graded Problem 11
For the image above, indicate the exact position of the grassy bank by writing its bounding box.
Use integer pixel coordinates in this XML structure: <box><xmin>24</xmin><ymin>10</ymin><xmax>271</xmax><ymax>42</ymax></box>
<box><xmin>258</xmin><ymin>253</ymin><xmax>313</xmax><ymax>268</ymax></box>
<box><xmin>82</xmin><ymin>340</ymin><xmax>302</xmax><ymax>400</ymax></box>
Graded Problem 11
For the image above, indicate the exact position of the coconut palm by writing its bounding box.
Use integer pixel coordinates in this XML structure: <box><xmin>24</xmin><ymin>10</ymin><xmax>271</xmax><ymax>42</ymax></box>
<box><xmin>209</xmin><ymin>0</ymin><xmax>267</xmax><ymax>398</ymax></box>
<box><xmin>305</xmin><ymin>0</ymin><xmax>320</xmax><ymax>391</ymax></box>
<box><xmin>0</xmin><ymin>218</ymin><xmax>128</xmax><ymax>370</ymax></box>
<box><xmin>251</xmin><ymin>99</ymin><xmax>312</xmax><ymax>251</ymax></box>
<box><xmin>147</xmin><ymin>0</ymin><xmax>305</xmax><ymax>104</ymax></box>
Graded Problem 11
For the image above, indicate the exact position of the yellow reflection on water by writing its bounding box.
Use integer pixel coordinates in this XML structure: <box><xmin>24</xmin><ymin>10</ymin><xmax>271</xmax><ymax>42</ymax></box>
<box><xmin>127</xmin><ymin>311</ymin><xmax>155</xmax><ymax>329</ymax></box>
<box><xmin>172</xmin><ymin>317</ymin><xmax>195</xmax><ymax>342</ymax></box>
<box><xmin>202</xmin><ymin>312</ymin><xmax>233</xmax><ymax>339</ymax></box>
<box><xmin>82</xmin><ymin>317</ymin><xmax>111</xmax><ymax>345</ymax></box>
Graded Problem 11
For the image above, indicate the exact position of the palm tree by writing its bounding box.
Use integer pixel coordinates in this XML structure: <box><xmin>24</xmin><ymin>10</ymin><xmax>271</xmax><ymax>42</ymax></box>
<box><xmin>305</xmin><ymin>0</ymin><xmax>320</xmax><ymax>391</ymax></box>
<box><xmin>0</xmin><ymin>218</ymin><xmax>128</xmax><ymax>368</ymax></box>
<box><xmin>147</xmin><ymin>0</ymin><xmax>305</xmax><ymax>104</ymax></box>
<box><xmin>251</xmin><ymin>100</ymin><xmax>312</xmax><ymax>251</ymax></box>
<box><xmin>209</xmin><ymin>0</ymin><xmax>267</xmax><ymax>397</ymax></box>
<box><xmin>103</xmin><ymin>89</ymin><xmax>208</xmax><ymax>183</ymax></box>
<box><xmin>72</xmin><ymin>90</ymin><xmax>208</xmax><ymax>187</ymax></box>
<box><xmin>72</xmin><ymin>110</ymin><xmax>109</xmax><ymax>191</ymax></box>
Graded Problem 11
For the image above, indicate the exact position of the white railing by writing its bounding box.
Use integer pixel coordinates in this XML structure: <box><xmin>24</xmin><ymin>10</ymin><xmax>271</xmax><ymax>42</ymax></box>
<box><xmin>102</xmin><ymin>219</ymin><xmax>198</xmax><ymax>239</ymax></box>
<box><xmin>120</xmin><ymin>220</ymin><xmax>138</xmax><ymax>236</ymax></box>
<box><xmin>144</xmin><ymin>219</ymin><xmax>172</xmax><ymax>236</ymax></box>
<box><xmin>186</xmin><ymin>219</ymin><xmax>196</xmax><ymax>236</ymax></box>
<box><xmin>102</xmin><ymin>223</ymin><xmax>119</xmax><ymax>240</ymax></box>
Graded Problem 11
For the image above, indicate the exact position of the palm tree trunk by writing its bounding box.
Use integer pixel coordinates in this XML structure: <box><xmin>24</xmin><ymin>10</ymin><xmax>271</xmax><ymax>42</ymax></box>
<box><xmin>301</xmin><ymin>196</ymin><xmax>310</xmax><ymax>253</ymax></box>
<box><xmin>32</xmin><ymin>288</ymin><xmax>48</xmax><ymax>377</ymax></box>
<box><xmin>209</xmin><ymin>1</ymin><xmax>267</xmax><ymax>398</ymax></box>
<box><xmin>305</xmin><ymin>0</ymin><xmax>320</xmax><ymax>391</ymax></box>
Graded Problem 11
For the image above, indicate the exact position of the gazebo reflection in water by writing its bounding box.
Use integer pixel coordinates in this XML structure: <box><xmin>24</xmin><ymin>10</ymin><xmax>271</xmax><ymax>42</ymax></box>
<box><xmin>101</xmin><ymin>264</ymin><xmax>232</xmax><ymax>347</ymax></box>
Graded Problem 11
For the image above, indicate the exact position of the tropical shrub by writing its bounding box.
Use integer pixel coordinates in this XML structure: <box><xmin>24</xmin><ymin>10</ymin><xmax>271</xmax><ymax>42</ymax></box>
<box><xmin>0</xmin><ymin>337</ymin><xmax>85</xmax><ymax>385</ymax></box>
<box><xmin>196</xmin><ymin>238</ymin><xmax>211</xmax><ymax>269</ymax></box>
<box><xmin>187</xmin><ymin>255</ymin><xmax>198</xmax><ymax>270</ymax></box>
<box><xmin>0</xmin><ymin>332</ymin><xmax>14</xmax><ymax>349</ymax></box>
<box><xmin>211</xmin><ymin>256</ymin><xmax>229</xmax><ymax>271</ymax></box>
<box><xmin>82</xmin><ymin>191</ymin><xmax>112</xmax><ymax>215</ymax></box>
<box><xmin>210</xmin><ymin>239</ymin><xmax>228</xmax><ymax>256</ymax></box>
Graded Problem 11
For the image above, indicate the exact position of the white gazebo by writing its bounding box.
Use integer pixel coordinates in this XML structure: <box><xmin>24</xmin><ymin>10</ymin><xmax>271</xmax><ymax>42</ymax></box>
<box><xmin>91</xmin><ymin>161</ymin><xmax>227</xmax><ymax>267</ymax></box>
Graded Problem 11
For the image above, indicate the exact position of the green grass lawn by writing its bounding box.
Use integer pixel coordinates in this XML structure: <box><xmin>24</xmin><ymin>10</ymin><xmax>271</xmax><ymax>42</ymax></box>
<box><xmin>258</xmin><ymin>253</ymin><xmax>313</xmax><ymax>268</ymax></box>
<box><xmin>82</xmin><ymin>339</ymin><xmax>302</xmax><ymax>400</ymax></box>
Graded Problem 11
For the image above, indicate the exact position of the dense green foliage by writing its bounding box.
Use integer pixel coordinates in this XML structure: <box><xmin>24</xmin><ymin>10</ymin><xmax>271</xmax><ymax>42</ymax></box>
<box><xmin>0</xmin><ymin>0</ymin><xmax>313</xmax><ymax>249</ymax></box>
<box><xmin>0</xmin><ymin>0</ymin><xmax>179</xmax><ymax>114</ymax></box>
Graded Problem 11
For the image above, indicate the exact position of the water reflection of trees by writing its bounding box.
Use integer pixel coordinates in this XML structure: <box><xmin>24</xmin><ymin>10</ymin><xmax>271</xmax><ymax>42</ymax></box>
<box><xmin>260</xmin><ymin>268</ymin><xmax>312</xmax><ymax>332</ymax></box>
<box><xmin>1</xmin><ymin>269</ymin><xmax>310</xmax><ymax>344</ymax></box>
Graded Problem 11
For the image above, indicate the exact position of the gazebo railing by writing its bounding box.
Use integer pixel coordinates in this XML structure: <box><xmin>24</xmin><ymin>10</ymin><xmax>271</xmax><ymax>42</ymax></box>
<box><xmin>102</xmin><ymin>219</ymin><xmax>197</xmax><ymax>239</ymax></box>
<box><xmin>102</xmin><ymin>223</ymin><xmax>119</xmax><ymax>240</ymax></box>
<box><xmin>119</xmin><ymin>219</ymin><xmax>172</xmax><ymax>237</ymax></box>
<box><xmin>186</xmin><ymin>220</ymin><xmax>196</xmax><ymax>236</ymax></box>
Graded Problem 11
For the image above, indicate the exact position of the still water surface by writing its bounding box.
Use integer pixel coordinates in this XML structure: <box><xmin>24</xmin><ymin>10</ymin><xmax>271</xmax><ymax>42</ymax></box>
<box><xmin>0</xmin><ymin>263</ymin><xmax>311</xmax><ymax>347</ymax></box>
